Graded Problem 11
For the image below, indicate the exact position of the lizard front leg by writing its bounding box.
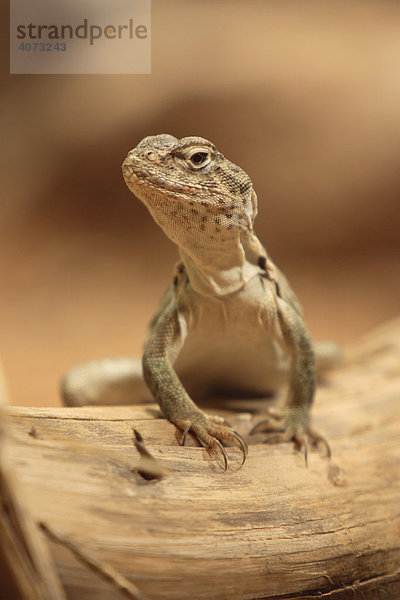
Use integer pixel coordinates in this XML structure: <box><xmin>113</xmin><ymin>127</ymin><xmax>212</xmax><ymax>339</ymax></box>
<box><xmin>142</xmin><ymin>305</ymin><xmax>247</xmax><ymax>470</ymax></box>
<box><xmin>251</xmin><ymin>296</ymin><xmax>330</xmax><ymax>462</ymax></box>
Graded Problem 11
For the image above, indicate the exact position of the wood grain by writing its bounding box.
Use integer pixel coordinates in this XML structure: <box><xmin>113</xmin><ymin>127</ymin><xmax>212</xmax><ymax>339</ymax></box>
<box><xmin>0</xmin><ymin>368</ymin><xmax>66</xmax><ymax>600</ymax></box>
<box><xmin>3</xmin><ymin>319</ymin><xmax>400</xmax><ymax>600</ymax></box>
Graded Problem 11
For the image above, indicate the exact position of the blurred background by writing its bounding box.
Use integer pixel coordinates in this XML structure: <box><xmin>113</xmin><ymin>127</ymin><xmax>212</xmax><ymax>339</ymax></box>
<box><xmin>1</xmin><ymin>0</ymin><xmax>399</xmax><ymax>406</ymax></box>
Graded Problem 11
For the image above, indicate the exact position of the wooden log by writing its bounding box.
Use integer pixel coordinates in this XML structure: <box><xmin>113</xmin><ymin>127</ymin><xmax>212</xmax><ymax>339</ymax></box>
<box><xmin>0</xmin><ymin>364</ymin><xmax>66</xmax><ymax>600</ymax></box>
<box><xmin>3</xmin><ymin>319</ymin><xmax>400</xmax><ymax>600</ymax></box>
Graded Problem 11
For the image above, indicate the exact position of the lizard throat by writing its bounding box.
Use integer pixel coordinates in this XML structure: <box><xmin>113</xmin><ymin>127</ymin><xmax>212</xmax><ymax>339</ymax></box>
<box><xmin>124</xmin><ymin>181</ymin><xmax>258</xmax><ymax>296</ymax></box>
<box><xmin>179</xmin><ymin>242</ymin><xmax>262</xmax><ymax>297</ymax></box>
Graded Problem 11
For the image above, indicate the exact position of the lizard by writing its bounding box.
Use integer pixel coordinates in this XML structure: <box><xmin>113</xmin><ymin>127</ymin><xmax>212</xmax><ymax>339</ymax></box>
<box><xmin>62</xmin><ymin>134</ymin><xmax>340</xmax><ymax>469</ymax></box>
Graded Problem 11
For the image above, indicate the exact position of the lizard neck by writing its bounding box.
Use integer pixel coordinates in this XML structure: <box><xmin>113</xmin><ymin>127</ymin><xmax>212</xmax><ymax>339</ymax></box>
<box><xmin>178</xmin><ymin>230</ymin><xmax>265</xmax><ymax>297</ymax></box>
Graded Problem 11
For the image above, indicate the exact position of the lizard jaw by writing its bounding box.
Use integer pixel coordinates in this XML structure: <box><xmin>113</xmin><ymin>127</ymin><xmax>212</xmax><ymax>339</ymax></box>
<box><xmin>122</xmin><ymin>156</ymin><xmax>205</xmax><ymax>196</ymax></box>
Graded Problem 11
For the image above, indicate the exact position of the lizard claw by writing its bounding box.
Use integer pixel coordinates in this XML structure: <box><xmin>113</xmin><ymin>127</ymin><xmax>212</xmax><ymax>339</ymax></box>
<box><xmin>179</xmin><ymin>416</ymin><xmax>248</xmax><ymax>470</ymax></box>
<box><xmin>231</xmin><ymin>430</ymin><xmax>249</xmax><ymax>467</ymax></box>
<box><xmin>203</xmin><ymin>438</ymin><xmax>228</xmax><ymax>471</ymax></box>
<box><xmin>250</xmin><ymin>417</ymin><xmax>330</xmax><ymax>464</ymax></box>
<box><xmin>180</xmin><ymin>423</ymin><xmax>191</xmax><ymax>447</ymax></box>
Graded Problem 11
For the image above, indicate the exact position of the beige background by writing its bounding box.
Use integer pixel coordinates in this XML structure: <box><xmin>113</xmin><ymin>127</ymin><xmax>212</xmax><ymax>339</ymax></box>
<box><xmin>1</xmin><ymin>0</ymin><xmax>399</xmax><ymax>406</ymax></box>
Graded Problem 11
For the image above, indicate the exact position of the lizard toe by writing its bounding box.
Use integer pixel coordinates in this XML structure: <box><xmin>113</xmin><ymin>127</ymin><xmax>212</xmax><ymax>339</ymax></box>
<box><xmin>249</xmin><ymin>415</ymin><xmax>284</xmax><ymax>436</ymax></box>
<box><xmin>179</xmin><ymin>417</ymin><xmax>248</xmax><ymax>470</ymax></box>
<box><xmin>305</xmin><ymin>428</ymin><xmax>331</xmax><ymax>460</ymax></box>
<box><xmin>291</xmin><ymin>428</ymin><xmax>331</xmax><ymax>464</ymax></box>
<box><xmin>251</xmin><ymin>417</ymin><xmax>330</xmax><ymax>465</ymax></box>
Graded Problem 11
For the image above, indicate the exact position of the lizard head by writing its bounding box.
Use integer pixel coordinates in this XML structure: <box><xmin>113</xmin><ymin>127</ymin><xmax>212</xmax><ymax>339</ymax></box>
<box><xmin>122</xmin><ymin>134</ymin><xmax>258</xmax><ymax>249</ymax></box>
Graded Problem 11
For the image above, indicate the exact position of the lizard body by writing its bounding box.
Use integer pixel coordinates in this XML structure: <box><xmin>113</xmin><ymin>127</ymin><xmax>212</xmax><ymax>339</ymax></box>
<box><xmin>62</xmin><ymin>134</ymin><xmax>338</xmax><ymax>466</ymax></box>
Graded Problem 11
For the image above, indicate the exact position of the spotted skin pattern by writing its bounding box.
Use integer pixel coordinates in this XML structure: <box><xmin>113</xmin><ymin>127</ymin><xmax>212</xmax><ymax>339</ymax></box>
<box><xmin>121</xmin><ymin>135</ymin><xmax>331</xmax><ymax>468</ymax></box>
<box><xmin>61</xmin><ymin>135</ymin><xmax>336</xmax><ymax>469</ymax></box>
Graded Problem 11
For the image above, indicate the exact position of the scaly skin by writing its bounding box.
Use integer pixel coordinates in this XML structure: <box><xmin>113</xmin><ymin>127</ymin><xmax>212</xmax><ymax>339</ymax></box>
<box><xmin>119</xmin><ymin>134</ymin><xmax>331</xmax><ymax>468</ymax></box>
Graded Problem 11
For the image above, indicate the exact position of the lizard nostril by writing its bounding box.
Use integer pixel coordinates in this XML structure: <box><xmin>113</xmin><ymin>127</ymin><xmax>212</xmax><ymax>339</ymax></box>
<box><xmin>146</xmin><ymin>151</ymin><xmax>157</xmax><ymax>161</ymax></box>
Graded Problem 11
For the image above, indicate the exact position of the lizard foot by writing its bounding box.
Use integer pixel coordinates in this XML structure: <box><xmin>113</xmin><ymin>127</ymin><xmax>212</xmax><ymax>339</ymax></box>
<box><xmin>250</xmin><ymin>417</ymin><xmax>330</xmax><ymax>465</ymax></box>
<box><xmin>178</xmin><ymin>415</ymin><xmax>248</xmax><ymax>471</ymax></box>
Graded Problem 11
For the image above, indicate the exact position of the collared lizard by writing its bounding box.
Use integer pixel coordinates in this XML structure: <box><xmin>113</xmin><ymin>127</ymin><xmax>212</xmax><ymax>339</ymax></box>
<box><xmin>62</xmin><ymin>134</ymin><xmax>340</xmax><ymax>468</ymax></box>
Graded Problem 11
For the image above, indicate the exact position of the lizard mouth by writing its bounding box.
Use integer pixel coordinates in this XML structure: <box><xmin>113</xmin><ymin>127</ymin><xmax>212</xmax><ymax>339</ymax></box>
<box><xmin>122</xmin><ymin>157</ymin><xmax>204</xmax><ymax>194</ymax></box>
<box><xmin>122</xmin><ymin>160</ymin><xmax>144</xmax><ymax>184</ymax></box>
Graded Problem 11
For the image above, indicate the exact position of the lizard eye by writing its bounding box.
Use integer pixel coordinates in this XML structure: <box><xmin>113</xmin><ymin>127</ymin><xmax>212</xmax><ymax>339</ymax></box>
<box><xmin>189</xmin><ymin>151</ymin><xmax>210</xmax><ymax>168</ymax></box>
<box><xmin>146</xmin><ymin>150</ymin><xmax>157</xmax><ymax>161</ymax></box>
